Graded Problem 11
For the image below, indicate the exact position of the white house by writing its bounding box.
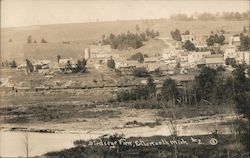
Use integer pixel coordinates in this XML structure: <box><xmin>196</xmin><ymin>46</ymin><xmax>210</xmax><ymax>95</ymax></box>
<box><xmin>181</xmin><ymin>33</ymin><xmax>195</xmax><ymax>43</ymax></box>
<box><xmin>229</xmin><ymin>35</ymin><xmax>240</xmax><ymax>46</ymax></box>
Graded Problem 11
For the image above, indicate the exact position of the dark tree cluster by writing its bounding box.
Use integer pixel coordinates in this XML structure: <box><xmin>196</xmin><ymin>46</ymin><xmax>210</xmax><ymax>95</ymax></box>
<box><xmin>225</xmin><ymin>57</ymin><xmax>237</xmax><ymax>67</ymax></box>
<box><xmin>107</xmin><ymin>58</ymin><xmax>116</xmax><ymax>69</ymax></box>
<box><xmin>170</xmin><ymin>11</ymin><xmax>249</xmax><ymax>21</ymax></box>
<box><xmin>132</xmin><ymin>67</ymin><xmax>149</xmax><ymax>77</ymax></box>
<box><xmin>145</xmin><ymin>28</ymin><xmax>160</xmax><ymax>39</ymax></box>
<box><xmin>129</xmin><ymin>52</ymin><xmax>144</xmax><ymax>63</ymax></box>
<box><xmin>75</xmin><ymin>59</ymin><xmax>87</xmax><ymax>73</ymax></box>
<box><xmin>170</xmin><ymin>29</ymin><xmax>182</xmax><ymax>41</ymax></box>
<box><xmin>170</xmin><ymin>14</ymin><xmax>193</xmax><ymax>21</ymax></box>
<box><xmin>239</xmin><ymin>33</ymin><xmax>250</xmax><ymax>51</ymax></box>
<box><xmin>41</xmin><ymin>38</ymin><xmax>48</xmax><ymax>43</ymax></box>
<box><xmin>102</xmin><ymin>29</ymin><xmax>159</xmax><ymax>50</ymax></box>
<box><xmin>183</xmin><ymin>40</ymin><xmax>195</xmax><ymax>51</ymax></box>
<box><xmin>117</xmin><ymin>76</ymin><xmax>156</xmax><ymax>101</ymax></box>
<box><xmin>65</xmin><ymin>59</ymin><xmax>87</xmax><ymax>73</ymax></box>
<box><xmin>206</xmin><ymin>34</ymin><xmax>225</xmax><ymax>46</ymax></box>
<box><xmin>26</xmin><ymin>59</ymin><xmax>34</xmax><ymax>73</ymax></box>
<box><xmin>1</xmin><ymin>60</ymin><xmax>17</xmax><ymax>68</ymax></box>
<box><xmin>27</xmin><ymin>35</ymin><xmax>48</xmax><ymax>44</ymax></box>
<box><xmin>222</xmin><ymin>11</ymin><xmax>249</xmax><ymax>21</ymax></box>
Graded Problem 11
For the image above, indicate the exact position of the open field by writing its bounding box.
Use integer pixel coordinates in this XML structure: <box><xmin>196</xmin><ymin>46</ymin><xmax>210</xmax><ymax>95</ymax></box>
<box><xmin>1</xmin><ymin>20</ymin><xmax>247</xmax><ymax>62</ymax></box>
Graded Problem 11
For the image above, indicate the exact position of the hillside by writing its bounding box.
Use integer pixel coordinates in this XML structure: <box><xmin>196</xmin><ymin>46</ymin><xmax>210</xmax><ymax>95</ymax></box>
<box><xmin>1</xmin><ymin>19</ymin><xmax>248</xmax><ymax>62</ymax></box>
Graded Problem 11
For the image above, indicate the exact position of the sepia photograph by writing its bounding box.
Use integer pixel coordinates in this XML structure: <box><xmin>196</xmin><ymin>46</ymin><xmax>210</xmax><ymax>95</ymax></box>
<box><xmin>0</xmin><ymin>0</ymin><xmax>249</xmax><ymax>157</ymax></box>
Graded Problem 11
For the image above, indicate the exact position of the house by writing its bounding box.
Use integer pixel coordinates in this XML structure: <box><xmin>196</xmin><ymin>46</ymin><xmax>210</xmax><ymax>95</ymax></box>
<box><xmin>17</xmin><ymin>63</ymin><xmax>27</xmax><ymax>71</ymax></box>
<box><xmin>85</xmin><ymin>45</ymin><xmax>112</xmax><ymax>60</ymax></box>
<box><xmin>203</xmin><ymin>54</ymin><xmax>224</xmax><ymax>68</ymax></box>
<box><xmin>38</xmin><ymin>69</ymin><xmax>50</xmax><ymax>74</ymax></box>
<box><xmin>178</xmin><ymin>51</ymin><xmax>188</xmax><ymax>62</ymax></box>
<box><xmin>229</xmin><ymin>35</ymin><xmax>241</xmax><ymax>46</ymax></box>
<box><xmin>117</xmin><ymin>60</ymin><xmax>144</xmax><ymax>75</ymax></box>
<box><xmin>187</xmin><ymin>51</ymin><xmax>211</xmax><ymax>67</ymax></box>
<box><xmin>181</xmin><ymin>33</ymin><xmax>195</xmax><ymax>43</ymax></box>
<box><xmin>118</xmin><ymin>65</ymin><xmax>136</xmax><ymax>75</ymax></box>
<box><xmin>144</xmin><ymin>57</ymin><xmax>161</xmax><ymax>72</ymax></box>
<box><xmin>194</xmin><ymin>41</ymin><xmax>208</xmax><ymax>51</ymax></box>
<box><xmin>32</xmin><ymin>60</ymin><xmax>50</xmax><ymax>72</ymax></box>
<box><xmin>144</xmin><ymin>57</ymin><xmax>159</xmax><ymax>63</ymax></box>
<box><xmin>59</xmin><ymin>58</ymin><xmax>73</xmax><ymax>64</ymax></box>
<box><xmin>162</xmin><ymin>48</ymin><xmax>180</xmax><ymax>60</ymax></box>
<box><xmin>224</xmin><ymin>45</ymin><xmax>237</xmax><ymax>60</ymax></box>
<box><xmin>236</xmin><ymin>51</ymin><xmax>250</xmax><ymax>65</ymax></box>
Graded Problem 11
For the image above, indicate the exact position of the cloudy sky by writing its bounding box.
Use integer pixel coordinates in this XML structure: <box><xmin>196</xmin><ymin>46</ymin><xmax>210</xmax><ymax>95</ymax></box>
<box><xmin>1</xmin><ymin>0</ymin><xmax>249</xmax><ymax>28</ymax></box>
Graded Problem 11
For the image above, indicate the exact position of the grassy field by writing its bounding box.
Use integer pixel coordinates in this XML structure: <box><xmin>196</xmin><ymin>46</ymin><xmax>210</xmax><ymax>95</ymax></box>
<box><xmin>1</xmin><ymin>19</ymin><xmax>247</xmax><ymax>62</ymax></box>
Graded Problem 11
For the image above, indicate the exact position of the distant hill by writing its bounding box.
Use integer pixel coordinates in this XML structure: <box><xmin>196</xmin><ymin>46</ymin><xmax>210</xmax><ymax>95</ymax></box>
<box><xmin>1</xmin><ymin>19</ymin><xmax>247</xmax><ymax>62</ymax></box>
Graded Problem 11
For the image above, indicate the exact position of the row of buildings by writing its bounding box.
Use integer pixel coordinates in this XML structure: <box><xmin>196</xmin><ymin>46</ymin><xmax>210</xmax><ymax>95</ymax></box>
<box><xmin>15</xmin><ymin>33</ymin><xmax>249</xmax><ymax>76</ymax></box>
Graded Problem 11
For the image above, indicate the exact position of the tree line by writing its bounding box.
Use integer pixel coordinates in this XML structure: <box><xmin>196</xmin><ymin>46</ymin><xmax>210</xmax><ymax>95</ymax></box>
<box><xmin>102</xmin><ymin>28</ymin><xmax>160</xmax><ymax>50</ymax></box>
<box><xmin>27</xmin><ymin>35</ymin><xmax>48</xmax><ymax>44</ymax></box>
<box><xmin>117</xmin><ymin>65</ymin><xmax>250</xmax><ymax>108</ymax></box>
<box><xmin>170</xmin><ymin>11</ymin><xmax>249</xmax><ymax>21</ymax></box>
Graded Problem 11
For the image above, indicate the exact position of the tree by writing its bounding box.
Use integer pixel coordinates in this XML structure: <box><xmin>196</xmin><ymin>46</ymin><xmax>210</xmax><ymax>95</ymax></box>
<box><xmin>75</xmin><ymin>58</ymin><xmax>87</xmax><ymax>73</ymax></box>
<box><xmin>65</xmin><ymin>60</ymin><xmax>72</xmax><ymax>70</ymax></box>
<box><xmin>239</xmin><ymin>33</ymin><xmax>250</xmax><ymax>51</ymax></box>
<box><xmin>232</xmin><ymin>64</ymin><xmax>250</xmax><ymax>150</ymax></box>
<box><xmin>26</xmin><ymin>59</ymin><xmax>34</xmax><ymax>73</ymax></box>
<box><xmin>176</xmin><ymin>62</ymin><xmax>181</xmax><ymax>68</ymax></box>
<box><xmin>133</xmin><ymin>67</ymin><xmax>149</xmax><ymax>77</ymax></box>
<box><xmin>41</xmin><ymin>38</ymin><xmax>48</xmax><ymax>43</ymax></box>
<box><xmin>136</xmin><ymin>25</ymin><xmax>140</xmax><ymax>32</ymax></box>
<box><xmin>23</xmin><ymin>132</ymin><xmax>32</xmax><ymax>158</ymax></box>
<box><xmin>243</xmin><ymin>26</ymin><xmax>247</xmax><ymax>33</ymax></box>
<box><xmin>194</xmin><ymin>66</ymin><xmax>217</xmax><ymax>102</ymax></box>
<box><xmin>27</xmin><ymin>35</ymin><xmax>32</xmax><ymax>44</ymax></box>
<box><xmin>184</xmin><ymin>30</ymin><xmax>190</xmax><ymax>35</ymax></box>
<box><xmin>225</xmin><ymin>57</ymin><xmax>237</xmax><ymax>67</ymax></box>
<box><xmin>170</xmin><ymin>29</ymin><xmax>182</xmax><ymax>41</ymax></box>
<box><xmin>161</xmin><ymin>79</ymin><xmax>179</xmax><ymax>106</ymax></box>
<box><xmin>206</xmin><ymin>34</ymin><xmax>225</xmax><ymax>46</ymax></box>
<box><xmin>9</xmin><ymin>38</ymin><xmax>12</xmax><ymax>43</ymax></box>
<box><xmin>133</xmin><ymin>85</ymin><xmax>149</xmax><ymax>100</ymax></box>
<box><xmin>130</xmin><ymin>52</ymin><xmax>144</xmax><ymax>63</ymax></box>
<box><xmin>10</xmin><ymin>60</ymin><xmax>17</xmax><ymax>68</ymax></box>
<box><xmin>183</xmin><ymin>40</ymin><xmax>195</xmax><ymax>51</ymax></box>
<box><xmin>146</xmin><ymin>76</ymin><xmax>156</xmax><ymax>99</ymax></box>
<box><xmin>107</xmin><ymin>57</ymin><xmax>115</xmax><ymax>69</ymax></box>
<box><xmin>57</xmin><ymin>55</ymin><xmax>61</xmax><ymax>63</ymax></box>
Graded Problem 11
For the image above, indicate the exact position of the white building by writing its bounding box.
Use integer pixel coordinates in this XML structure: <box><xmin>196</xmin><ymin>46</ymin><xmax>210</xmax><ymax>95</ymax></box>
<box><xmin>224</xmin><ymin>45</ymin><xmax>237</xmax><ymax>60</ymax></box>
<box><xmin>229</xmin><ymin>35</ymin><xmax>240</xmax><ymax>46</ymax></box>
<box><xmin>203</xmin><ymin>55</ymin><xmax>224</xmax><ymax>68</ymax></box>
<box><xmin>187</xmin><ymin>51</ymin><xmax>211</xmax><ymax>66</ymax></box>
<box><xmin>85</xmin><ymin>45</ymin><xmax>112</xmax><ymax>60</ymax></box>
<box><xmin>181</xmin><ymin>33</ymin><xmax>195</xmax><ymax>43</ymax></box>
<box><xmin>236</xmin><ymin>51</ymin><xmax>250</xmax><ymax>65</ymax></box>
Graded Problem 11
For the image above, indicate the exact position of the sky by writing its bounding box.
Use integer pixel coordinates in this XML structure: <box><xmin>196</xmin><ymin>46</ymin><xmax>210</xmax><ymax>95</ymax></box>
<box><xmin>1</xmin><ymin>0</ymin><xmax>249</xmax><ymax>28</ymax></box>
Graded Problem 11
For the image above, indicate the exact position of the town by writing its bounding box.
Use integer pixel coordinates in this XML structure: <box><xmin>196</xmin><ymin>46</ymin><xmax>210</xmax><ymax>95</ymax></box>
<box><xmin>0</xmin><ymin>6</ymin><xmax>249</xmax><ymax>158</ymax></box>
<box><xmin>1</xmin><ymin>27</ymin><xmax>249</xmax><ymax>92</ymax></box>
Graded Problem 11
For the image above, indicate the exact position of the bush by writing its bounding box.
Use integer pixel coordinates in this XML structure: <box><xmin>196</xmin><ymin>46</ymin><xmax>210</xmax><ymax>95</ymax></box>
<box><xmin>133</xmin><ymin>67</ymin><xmax>149</xmax><ymax>77</ymax></box>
